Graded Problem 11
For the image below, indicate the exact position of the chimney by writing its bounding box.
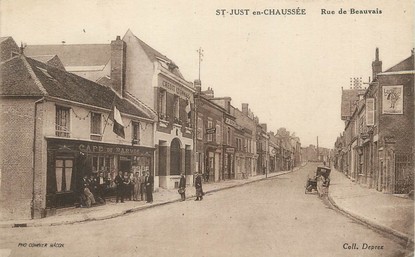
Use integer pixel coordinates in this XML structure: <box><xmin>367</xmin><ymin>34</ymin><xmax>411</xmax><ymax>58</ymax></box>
<box><xmin>242</xmin><ymin>103</ymin><xmax>249</xmax><ymax>115</ymax></box>
<box><xmin>372</xmin><ymin>48</ymin><xmax>382</xmax><ymax>80</ymax></box>
<box><xmin>111</xmin><ymin>36</ymin><xmax>126</xmax><ymax>96</ymax></box>
<box><xmin>260</xmin><ymin>123</ymin><xmax>267</xmax><ymax>132</ymax></box>
<box><xmin>205</xmin><ymin>87</ymin><xmax>214</xmax><ymax>98</ymax></box>
<box><xmin>194</xmin><ymin>79</ymin><xmax>201</xmax><ymax>93</ymax></box>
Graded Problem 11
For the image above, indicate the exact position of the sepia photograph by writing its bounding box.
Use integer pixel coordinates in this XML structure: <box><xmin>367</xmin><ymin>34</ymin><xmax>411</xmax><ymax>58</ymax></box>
<box><xmin>0</xmin><ymin>0</ymin><xmax>414</xmax><ymax>256</ymax></box>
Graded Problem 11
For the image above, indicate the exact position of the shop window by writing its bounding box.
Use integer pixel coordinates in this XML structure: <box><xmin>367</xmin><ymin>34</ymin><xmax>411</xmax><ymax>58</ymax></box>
<box><xmin>55</xmin><ymin>159</ymin><xmax>73</xmax><ymax>192</ymax></box>
<box><xmin>216</xmin><ymin>124</ymin><xmax>221</xmax><ymax>144</ymax></box>
<box><xmin>197</xmin><ymin>117</ymin><xmax>203</xmax><ymax>140</ymax></box>
<box><xmin>92</xmin><ymin>156</ymin><xmax>111</xmax><ymax>174</ymax></box>
<box><xmin>132</xmin><ymin>122</ymin><xmax>140</xmax><ymax>145</ymax></box>
<box><xmin>55</xmin><ymin>106</ymin><xmax>70</xmax><ymax>137</ymax></box>
<box><xmin>207</xmin><ymin>120</ymin><xmax>213</xmax><ymax>142</ymax></box>
<box><xmin>90</xmin><ymin>112</ymin><xmax>102</xmax><ymax>140</ymax></box>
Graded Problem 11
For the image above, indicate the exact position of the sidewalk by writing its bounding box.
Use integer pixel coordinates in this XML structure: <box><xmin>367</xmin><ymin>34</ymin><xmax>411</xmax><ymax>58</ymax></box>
<box><xmin>0</xmin><ymin>168</ymin><xmax>299</xmax><ymax>228</ymax></box>
<box><xmin>328</xmin><ymin>168</ymin><xmax>414</xmax><ymax>245</ymax></box>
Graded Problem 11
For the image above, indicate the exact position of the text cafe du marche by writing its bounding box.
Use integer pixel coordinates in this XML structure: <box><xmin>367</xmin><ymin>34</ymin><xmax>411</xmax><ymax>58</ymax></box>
<box><xmin>79</xmin><ymin>144</ymin><xmax>152</xmax><ymax>156</ymax></box>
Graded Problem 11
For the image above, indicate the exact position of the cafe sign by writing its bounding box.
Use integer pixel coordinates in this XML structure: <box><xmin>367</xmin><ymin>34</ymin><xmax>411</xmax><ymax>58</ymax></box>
<box><xmin>79</xmin><ymin>143</ymin><xmax>153</xmax><ymax>156</ymax></box>
<box><xmin>161</xmin><ymin>79</ymin><xmax>192</xmax><ymax>100</ymax></box>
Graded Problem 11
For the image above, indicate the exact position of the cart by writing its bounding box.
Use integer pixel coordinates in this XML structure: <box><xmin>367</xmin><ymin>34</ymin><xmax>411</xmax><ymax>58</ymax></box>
<box><xmin>305</xmin><ymin>166</ymin><xmax>331</xmax><ymax>196</ymax></box>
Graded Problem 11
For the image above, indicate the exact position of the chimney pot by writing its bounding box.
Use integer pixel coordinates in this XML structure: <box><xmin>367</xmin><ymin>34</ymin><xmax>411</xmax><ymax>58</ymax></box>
<box><xmin>116</xmin><ymin>36</ymin><xmax>121</xmax><ymax>40</ymax></box>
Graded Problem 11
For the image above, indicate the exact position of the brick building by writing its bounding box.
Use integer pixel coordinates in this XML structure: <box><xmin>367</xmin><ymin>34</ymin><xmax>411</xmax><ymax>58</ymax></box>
<box><xmin>234</xmin><ymin>103</ymin><xmax>258</xmax><ymax>177</ymax></box>
<box><xmin>0</xmin><ymin>40</ymin><xmax>155</xmax><ymax>220</ymax></box>
<box><xmin>335</xmin><ymin>48</ymin><xmax>414</xmax><ymax>193</ymax></box>
<box><xmin>26</xmin><ymin>30</ymin><xmax>196</xmax><ymax>189</ymax></box>
<box><xmin>194</xmin><ymin>82</ymin><xmax>225</xmax><ymax>182</ymax></box>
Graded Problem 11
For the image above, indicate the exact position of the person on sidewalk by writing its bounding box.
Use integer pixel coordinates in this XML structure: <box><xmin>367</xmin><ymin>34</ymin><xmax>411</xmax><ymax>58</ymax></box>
<box><xmin>195</xmin><ymin>172</ymin><xmax>203</xmax><ymax>201</ymax></box>
<box><xmin>140</xmin><ymin>171</ymin><xmax>146</xmax><ymax>201</ymax></box>
<box><xmin>96</xmin><ymin>172</ymin><xmax>107</xmax><ymax>204</ymax></box>
<box><xmin>132</xmin><ymin>172</ymin><xmax>141</xmax><ymax>201</ymax></box>
<box><xmin>123</xmin><ymin>172</ymin><xmax>131</xmax><ymax>201</ymax></box>
<box><xmin>145</xmin><ymin>171</ymin><xmax>154</xmax><ymax>203</ymax></box>
<box><xmin>114</xmin><ymin>171</ymin><xmax>125</xmax><ymax>203</ymax></box>
<box><xmin>178</xmin><ymin>173</ymin><xmax>186</xmax><ymax>201</ymax></box>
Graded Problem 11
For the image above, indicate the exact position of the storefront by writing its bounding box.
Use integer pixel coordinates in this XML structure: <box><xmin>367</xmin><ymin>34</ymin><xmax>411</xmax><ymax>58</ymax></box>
<box><xmin>46</xmin><ymin>138</ymin><xmax>154</xmax><ymax>208</ymax></box>
<box><xmin>223</xmin><ymin>146</ymin><xmax>235</xmax><ymax>180</ymax></box>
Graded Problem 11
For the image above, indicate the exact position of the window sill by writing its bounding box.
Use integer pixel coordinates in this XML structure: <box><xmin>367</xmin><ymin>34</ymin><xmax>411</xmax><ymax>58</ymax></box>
<box><xmin>90</xmin><ymin>134</ymin><xmax>103</xmax><ymax>141</ymax></box>
<box><xmin>159</xmin><ymin>119</ymin><xmax>169</xmax><ymax>128</ymax></box>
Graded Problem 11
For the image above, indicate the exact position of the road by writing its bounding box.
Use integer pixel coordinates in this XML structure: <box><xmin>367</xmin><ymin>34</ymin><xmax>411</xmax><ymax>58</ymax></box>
<box><xmin>0</xmin><ymin>163</ymin><xmax>410</xmax><ymax>257</ymax></box>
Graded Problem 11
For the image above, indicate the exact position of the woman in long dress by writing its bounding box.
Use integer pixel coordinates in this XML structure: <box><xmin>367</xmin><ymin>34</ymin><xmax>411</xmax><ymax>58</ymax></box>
<box><xmin>133</xmin><ymin>172</ymin><xmax>141</xmax><ymax>201</ymax></box>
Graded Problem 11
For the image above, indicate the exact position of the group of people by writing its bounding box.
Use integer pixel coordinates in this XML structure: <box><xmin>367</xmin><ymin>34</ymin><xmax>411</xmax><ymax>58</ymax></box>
<box><xmin>80</xmin><ymin>172</ymin><xmax>107</xmax><ymax>208</ymax></box>
<box><xmin>79</xmin><ymin>170</ymin><xmax>154</xmax><ymax>208</ymax></box>
<box><xmin>80</xmin><ymin>170</ymin><xmax>206</xmax><ymax>207</ymax></box>
<box><xmin>114</xmin><ymin>171</ymin><xmax>154</xmax><ymax>204</ymax></box>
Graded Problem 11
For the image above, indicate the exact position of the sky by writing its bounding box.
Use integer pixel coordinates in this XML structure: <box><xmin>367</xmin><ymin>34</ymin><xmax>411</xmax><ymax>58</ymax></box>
<box><xmin>1</xmin><ymin>0</ymin><xmax>413</xmax><ymax>148</ymax></box>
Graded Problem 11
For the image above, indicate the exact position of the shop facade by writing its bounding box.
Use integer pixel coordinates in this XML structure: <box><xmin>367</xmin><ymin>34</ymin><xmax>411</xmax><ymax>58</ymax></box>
<box><xmin>45</xmin><ymin>138</ymin><xmax>154</xmax><ymax>208</ymax></box>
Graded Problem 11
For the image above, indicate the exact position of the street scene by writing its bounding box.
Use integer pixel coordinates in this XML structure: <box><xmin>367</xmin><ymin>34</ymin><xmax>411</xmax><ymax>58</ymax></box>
<box><xmin>0</xmin><ymin>163</ymin><xmax>412</xmax><ymax>257</ymax></box>
<box><xmin>0</xmin><ymin>0</ymin><xmax>414</xmax><ymax>256</ymax></box>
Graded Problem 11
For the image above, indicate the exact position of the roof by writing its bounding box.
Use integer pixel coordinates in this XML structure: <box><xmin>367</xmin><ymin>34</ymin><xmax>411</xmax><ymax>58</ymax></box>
<box><xmin>29</xmin><ymin>55</ymin><xmax>66</xmax><ymax>70</ymax></box>
<box><xmin>1</xmin><ymin>54</ymin><xmax>151</xmax><ymax>119</ymax></box>
<box><xmin>25</xmin><ymin>44</ymin><xmax>111</xmax><ymax>66</ymax></box>
<box><xmin>384</xmin><ymin>54</ymin><xmax>414</xmax><ymax>72</ymax></box>
<box><xmin>340</xmin><ymin>89</ymin><xmax>365</xmax><ymax>119</ymax></box>
<box><xmin>123</xmin><ymin>30</ymin><xmax>185</xmax><ymax>79</ymax></box>
<box><xmin>0</xmin><ymin>56</ymin><xmax>44</xmax><ymax>96</ymax></box>
<box><xmin>0</xmin><ymin>37</ymin><xmax>11</xmax><ymax>44</ymax></box>
<box><xmin>0</xmin><ymin>36</ymin><xmax>19</xmax><ymax>62</ymax></box>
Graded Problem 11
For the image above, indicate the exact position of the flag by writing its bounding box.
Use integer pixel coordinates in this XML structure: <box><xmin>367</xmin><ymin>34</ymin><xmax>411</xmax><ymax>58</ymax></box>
<box><xmin>185</xmin><ymin>101</ymin><xmax>191</xmax><ymax>119</ymax></box>
<box><xmin>112</xmin><ymin>106</ymin><xmax>125</xmax><ymax>138</ymax></box>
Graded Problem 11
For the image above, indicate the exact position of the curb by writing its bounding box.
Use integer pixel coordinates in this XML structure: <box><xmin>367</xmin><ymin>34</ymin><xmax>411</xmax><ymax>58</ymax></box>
<box><xmin>1</xmin><ymin>168</ymin><xmax>299</xmax><ymax>228</ymax></box>
<box><xmin>327</xmin><ymin>194</ymin><xmax>414</xmax><ymax>247</ymax></box>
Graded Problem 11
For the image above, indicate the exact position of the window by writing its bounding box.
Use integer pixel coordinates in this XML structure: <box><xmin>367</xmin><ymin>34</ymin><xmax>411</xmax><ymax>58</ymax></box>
<box><xmin>197</xmin><ymin>117</ymin><xmax>203</xmax><ymax>140</ymax></box>
<box><xmin>366</xmin><ymin>98</ymin><xmax>375</xmax><ymax>126</ymax></box>
<box><xmin>227</xmin><ymin>127</ymin><xmax>231</xmax><ymax>145</ymax></box>
<box><xmin>55</xmin><ymin>159</ymin><xmax>73</xmax><ymax>192</ymax></box>
<box><xmin>90</xmin><ymin>112</ymin><xmax>102</xmax><ymax>140</ymax></box>
<box><xmin>132</xmin><ymin>122</ymin><xmax>140</xmax><ymax>144</ymax></box>
<box><xmin>174</xmin><ymin>96</ymin><xmax>180</xmax><ymax>121</ymax></box>
<box><xmin>92</xmin><ymin>156</ymin><xmax>111</xmax><ymax>174</ymax></box>
<box><xmin>158</xmin><ymin>90</ymin><xmax>167</xmax><ymax>119</ymax></box>
<box><xmin>216</xmin><ymin>124</ymin><xmax>221</xmax><ymax>144</ymax></box>
<box><xmin>207</xmin><ymin>120</ymin><xmax>213</xmax><ymax>142</ymax></box>
<box><xmin>55</xmin><ymin>106</ymin><xmax>70</xmax><ymax>137</ymax></box>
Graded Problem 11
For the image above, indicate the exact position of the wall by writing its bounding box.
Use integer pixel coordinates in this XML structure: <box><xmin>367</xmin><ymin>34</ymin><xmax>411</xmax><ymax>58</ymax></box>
<box><xmin>123</xmin><ymin>33</ymin><xmax>155</xmax><ymax>109</ymax></box>
<box><xmin>0</xmin><ymin>98</ymin><xmax>37</xmax><ymax>220</ymax></box>
<box><xmin>42</xmin><ymin>100</ymin><xmax>154</xmax><ymax>148</ymax></box>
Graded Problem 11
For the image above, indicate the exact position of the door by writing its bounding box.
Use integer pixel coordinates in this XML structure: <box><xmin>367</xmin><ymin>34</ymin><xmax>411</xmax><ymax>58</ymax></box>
<box><xmin>215</xmin><ymin>153</ymin><xmax>220</xmax><ymax>182</ymax></box>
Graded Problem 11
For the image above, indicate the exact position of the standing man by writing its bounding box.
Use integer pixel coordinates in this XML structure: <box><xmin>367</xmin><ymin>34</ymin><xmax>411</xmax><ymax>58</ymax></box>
<box><xmin>195</xmin><ymin>172</ymin><xmax>203</xmax><ymax>201</ymax></box>
<box><xmin>96</xmin><ymin>172</ymin><xmax>107</xmax><ymax>204</ymax></box>
<box><xmin>145</xmin><ymin>171</ymin><xmax>154</xmax><ymax>203</ymax></box>
<box><xmin>178</xmin><ymin>173</ymin><xmax>186</xmax><ymax>201</ymax></box>
<box><xmin>114</xmin><ymin>171</ymin><xmax>124</xmax><ymax>203</ymax></box>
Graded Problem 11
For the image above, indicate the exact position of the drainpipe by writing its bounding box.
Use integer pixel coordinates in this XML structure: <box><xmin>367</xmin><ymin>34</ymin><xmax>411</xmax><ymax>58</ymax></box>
<box><xmin>32</xmin><ymin>97</ymin><xmax>45</xmax><ymax>219</ymax></box>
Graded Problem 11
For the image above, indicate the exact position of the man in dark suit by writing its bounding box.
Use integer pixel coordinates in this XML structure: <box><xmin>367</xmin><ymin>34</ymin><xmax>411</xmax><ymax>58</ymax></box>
<box><xmin>178</xmin><ymin>173</ymin><xmax>186</xmax><ymax>201</ymax></box>
<box><xmin>195</xmin><ymin>172</ymin><xmax>203</xmax><ymax>201</ymax></box>
<box><xmin>145</xmin><ymin>171</ymin><xmax>154</xmax><ymax>203</ymax></box>
<box><xmin>114</xmin><ymin>171</ymin><xmax>124</xmax><ymax>203</ymax></box>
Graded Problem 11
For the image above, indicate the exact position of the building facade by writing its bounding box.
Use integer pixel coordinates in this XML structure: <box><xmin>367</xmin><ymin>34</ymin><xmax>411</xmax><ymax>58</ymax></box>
<box><xmin>0</xmin><ymin>46</ymin><xmax>155</xmax><ymax>220</ymax></box>
<box><xmin>335</xmin><ymin>48</ymin><xmax>414</xmax><ymax>194</ymax></box>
